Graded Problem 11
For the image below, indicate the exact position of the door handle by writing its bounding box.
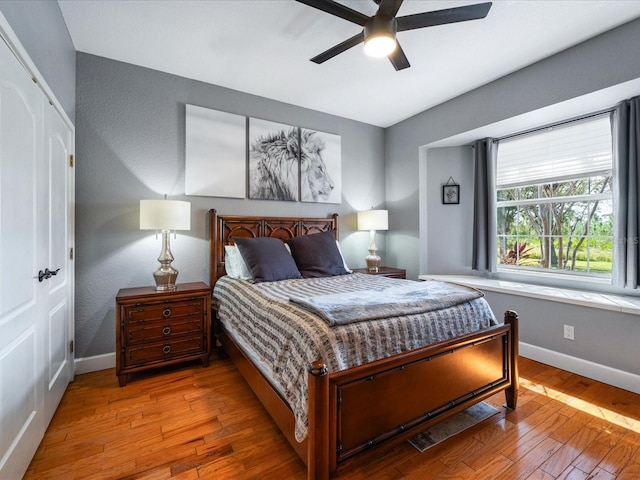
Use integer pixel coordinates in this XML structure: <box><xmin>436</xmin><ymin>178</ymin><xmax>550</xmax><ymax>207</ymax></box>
<box><xmin>38</xmin><ymin>268</ymin><xmax>60</xmax><ymax>282</ymax></box>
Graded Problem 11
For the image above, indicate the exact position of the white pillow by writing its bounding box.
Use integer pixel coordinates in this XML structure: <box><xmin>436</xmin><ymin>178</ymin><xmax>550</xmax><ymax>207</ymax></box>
<box><xmin>224</xmin><ymin>245</ymin><xmax>253</xmax><ymax>280</ymax></box>
<box><xmin>335</xmin><ymin>240</ymin><xmax>352</xmax><ymax>273</ymax></box>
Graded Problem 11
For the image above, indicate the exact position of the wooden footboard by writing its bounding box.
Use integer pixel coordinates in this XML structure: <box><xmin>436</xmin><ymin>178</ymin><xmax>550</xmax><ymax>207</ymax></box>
<box><xmin>308</xmin><ymin>310</ymin><xmax>519</xmax><ymax>479</ymax></box>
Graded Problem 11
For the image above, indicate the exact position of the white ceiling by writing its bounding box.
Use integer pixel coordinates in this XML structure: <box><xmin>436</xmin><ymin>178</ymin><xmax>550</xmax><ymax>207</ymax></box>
<box><xmin>58</xmin><ymin>0</ymin><xmax>640</xmax><ymax>128</ymax></box>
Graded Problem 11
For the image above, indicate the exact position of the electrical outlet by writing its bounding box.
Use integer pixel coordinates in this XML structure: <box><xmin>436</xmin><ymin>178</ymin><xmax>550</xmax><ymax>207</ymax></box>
<box><xmin>563</xmin><ymin>324</ymin><xmax>575</xmax><ymax>340</ymax></box>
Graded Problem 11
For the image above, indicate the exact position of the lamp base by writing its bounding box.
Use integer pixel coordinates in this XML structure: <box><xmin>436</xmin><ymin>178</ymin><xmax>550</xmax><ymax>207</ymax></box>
<box><xmin>153</xmin><ymin>267</ymin><xmax>178</xmax><ymax>291</ymax></box>
<box><xmin>153</xmin><ymin>230</ymin><xmax>179</xmax><ymax>291</ymax></box>
<box><xmin>365</xmin><ymin>250</ymin><xmax>381</xmax><ymax>273</ymax></box>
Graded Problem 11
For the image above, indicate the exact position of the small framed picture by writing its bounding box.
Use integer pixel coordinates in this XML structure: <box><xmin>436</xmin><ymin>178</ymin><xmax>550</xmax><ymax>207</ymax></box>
<box><xmin>442</xmin><ymin>184</ymin><xmax>460</xmax><ymax>204</ymax></box>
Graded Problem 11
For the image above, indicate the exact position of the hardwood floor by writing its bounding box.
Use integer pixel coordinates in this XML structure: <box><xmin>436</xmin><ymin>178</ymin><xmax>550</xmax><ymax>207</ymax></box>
<box><xmin>25</xmin><ymin>353</ymin><xmax>640</xmax><ymax>479</ymax></box>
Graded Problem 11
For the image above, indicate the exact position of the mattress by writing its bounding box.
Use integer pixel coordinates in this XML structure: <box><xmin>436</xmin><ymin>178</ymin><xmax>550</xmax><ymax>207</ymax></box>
<box><xmin>213</xmin><ymin>273</ymin><xmax>497</xmax><ymax>441</ymax></box>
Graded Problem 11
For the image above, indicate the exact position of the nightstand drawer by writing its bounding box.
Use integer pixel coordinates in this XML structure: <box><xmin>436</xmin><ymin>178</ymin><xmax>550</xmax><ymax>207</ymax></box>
<box><xmin>125</xmin><ymin>336</ymin><xmax>205</xmax><ymax>366</ymax></box>
<box><xmin>126</xmin><ymin>317</ymin><xmax>203</xmax><ymax>345</ymax></box>
<box><xmin>126</xmin><ymin>299</ymin><xmax>203</xmax><ymax>324</ymax></box>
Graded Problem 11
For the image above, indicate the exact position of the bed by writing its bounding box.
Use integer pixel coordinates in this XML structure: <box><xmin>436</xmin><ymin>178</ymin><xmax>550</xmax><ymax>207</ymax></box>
<box><xmin>208</xmin><ymin>209</ymin><xmax>518</xmax><ymax>480</ymax></box>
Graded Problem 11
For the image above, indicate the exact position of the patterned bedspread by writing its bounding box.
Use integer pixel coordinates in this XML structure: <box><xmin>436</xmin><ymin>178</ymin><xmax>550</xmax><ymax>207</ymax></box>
<box><xmin>213</xmin><ymin>273</ymin><xmax>497</xmax><ymax>442</ymax></box>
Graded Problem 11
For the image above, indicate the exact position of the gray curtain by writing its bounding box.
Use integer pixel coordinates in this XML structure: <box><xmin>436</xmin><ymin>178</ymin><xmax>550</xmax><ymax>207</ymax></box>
<box><xmin>472</xmin><ymin>138</ymin><xmax>497</xmax><ymax>272</ymax></box>
<box><xmin>613</xmin><ymin>96</ymin><xmax>640</xmax><ymax>289</ymax></box>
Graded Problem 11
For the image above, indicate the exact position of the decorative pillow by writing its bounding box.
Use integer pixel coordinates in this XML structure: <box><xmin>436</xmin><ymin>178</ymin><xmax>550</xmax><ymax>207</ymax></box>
<box><xmin>234</xmin><ymin>237</ymin><xmax>302</xmax><ymax>283</ymax></box>
<box><xmin>224</xmin><ymin>245</ymin><xmax>252</xmax><ymax>280</ymax></box>
<box><xmin>286</xmin><ymin>230</ymin><xmax>349</xmax><ymax>278</ymax></box>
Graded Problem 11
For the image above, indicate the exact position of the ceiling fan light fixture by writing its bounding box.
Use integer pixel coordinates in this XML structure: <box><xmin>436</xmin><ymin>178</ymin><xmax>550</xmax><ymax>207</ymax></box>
<box><xmin>364</xmin><ymin>14</ymin><xmax>397</xmax><ymax>58</ymax></box>
<box><xmin>364</xmin><ymin>34</ymin><xmax>396</xmax><ymax>57</ymax></box>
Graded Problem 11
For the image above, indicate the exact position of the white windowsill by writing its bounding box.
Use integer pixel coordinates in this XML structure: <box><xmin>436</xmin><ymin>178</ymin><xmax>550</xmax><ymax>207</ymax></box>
<box><xmin>418</xmin><ymin>274</ymin><xmax>640</xmax><ymax>316</ymax></box>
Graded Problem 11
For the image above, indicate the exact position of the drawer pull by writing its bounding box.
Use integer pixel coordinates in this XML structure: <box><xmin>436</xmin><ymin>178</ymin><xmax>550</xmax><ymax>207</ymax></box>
<box><xmin>163</xmin><ymin>345</ymin><xmax>171</xmax><ymax>354</ymax></box>
<box><xmin>163</xmin><ymin>308</ymin><xmax>172</xmax><ymax>318</ymax></box>
<box><xmin>162</xmin><ymin>326</ymin><xmax>171</xmax><ymax>336</ymax></box>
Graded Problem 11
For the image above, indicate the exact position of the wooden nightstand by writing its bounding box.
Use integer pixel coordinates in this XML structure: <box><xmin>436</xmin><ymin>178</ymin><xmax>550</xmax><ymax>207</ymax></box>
<box><xmin>116</xmin><ymin>282</ymin><xmax>211</xmax><ymax>386</ymax></box>
<box><xmin>352</xmin><ymin>267</ymin><xmax>406</xmax><ymax>279</ymax></box>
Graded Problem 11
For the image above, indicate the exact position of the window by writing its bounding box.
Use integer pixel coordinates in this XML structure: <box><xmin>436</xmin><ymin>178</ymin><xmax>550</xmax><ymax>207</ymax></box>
<box><xmin>496</xmin><ymin>115</ymin><xmax>613</xmax><ymax>278</ymax></box>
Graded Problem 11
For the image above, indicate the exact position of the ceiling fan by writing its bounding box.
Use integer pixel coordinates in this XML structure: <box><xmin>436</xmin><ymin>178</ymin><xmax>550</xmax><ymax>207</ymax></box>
<box><xmin>295</xmin><ymin>0</ymin><xmax>492</xmax><ymax>71</ymax></box>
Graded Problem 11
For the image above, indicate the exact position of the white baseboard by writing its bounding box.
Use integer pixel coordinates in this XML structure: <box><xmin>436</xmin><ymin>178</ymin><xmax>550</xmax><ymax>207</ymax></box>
<box><xmin>74</xmin><ymin>352</ymin><xmax>116</xmax><ymax>375</ymax></box>
<box><xmin>520</xmin><ymin>342</ymin><xmax>640</xmax><ymax>395</ymax></box>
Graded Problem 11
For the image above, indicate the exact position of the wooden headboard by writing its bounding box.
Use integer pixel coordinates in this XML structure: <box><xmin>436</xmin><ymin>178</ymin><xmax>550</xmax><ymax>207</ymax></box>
<box><xmin>208</xmin><ymin>209</ymin><xmax>339</xmax><ymax>288</ymax></box>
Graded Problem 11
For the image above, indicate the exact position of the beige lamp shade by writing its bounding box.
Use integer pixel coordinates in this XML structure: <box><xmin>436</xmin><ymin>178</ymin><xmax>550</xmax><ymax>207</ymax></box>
<box><xmin>357</xmin><ymin>209</ymin><xmax>388</xmax><ymax>231</ymax></box>
<box><xmin>140</xmin><ymin>199</ymin><xmax>191</xmax><ymax>231</ymax></box>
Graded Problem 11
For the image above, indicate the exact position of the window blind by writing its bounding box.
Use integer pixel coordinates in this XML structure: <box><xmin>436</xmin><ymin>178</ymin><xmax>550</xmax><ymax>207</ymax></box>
<box><xmin>497</xmin><ymin>115</ymin><xmax>612</xmax><ymax>188</ymax></box>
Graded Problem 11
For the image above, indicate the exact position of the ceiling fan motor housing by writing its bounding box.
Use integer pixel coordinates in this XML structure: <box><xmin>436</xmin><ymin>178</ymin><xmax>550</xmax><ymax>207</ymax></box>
<box><xmin>364</xmin><ymin>14</ymin><xmax>397</xmax><ymax>42</ymax></box>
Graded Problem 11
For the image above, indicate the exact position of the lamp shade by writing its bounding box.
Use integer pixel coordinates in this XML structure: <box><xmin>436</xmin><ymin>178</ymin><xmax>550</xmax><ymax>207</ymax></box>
<box><xmin>357</xmin><ymin>209</ymin><xmax>388</xmax><ymax>231</ymax></box>
<box><xmin>140</xmin><ymin>199</ymin><xmax>191</xmax><ymax>231</ymax></box>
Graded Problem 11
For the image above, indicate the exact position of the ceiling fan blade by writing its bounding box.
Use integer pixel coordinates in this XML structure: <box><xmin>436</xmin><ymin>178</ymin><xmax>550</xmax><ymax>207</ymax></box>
<box><xmin>388</xmin><ymin>41</ymin><xmax>410</xmax><ymax>71</ymax></box>
<box><xmin>397</xmin><ymin>2</ymin><xmax>492</xmax><ymax>32</ymax></box>
<box><xmin>310</xmin><ymin>31</ymin><xmax>365</xmax><ymax>64</ymax></box>
<box><xmin>377</xmin><ymin>0</ymin><xmax>404</xmax><ymax>18</ymax></box>
<box><xmin>295</xmin><ymin>0</ymin><xmax>369</xmax><ymax>26</ymax></box>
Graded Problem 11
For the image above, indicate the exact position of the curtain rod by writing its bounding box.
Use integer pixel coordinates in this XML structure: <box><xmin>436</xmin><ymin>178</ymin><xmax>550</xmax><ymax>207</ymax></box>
<box><xmin>494</xmin><ymin>106</ymin><xmax>615</xmax><ymax>144</ymax></box>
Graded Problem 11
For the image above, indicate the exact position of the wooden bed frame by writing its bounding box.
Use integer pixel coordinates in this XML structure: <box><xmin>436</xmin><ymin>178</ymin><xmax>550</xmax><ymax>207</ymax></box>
<box><xmin>208</xmin><ymin>209</ymin><xmax>519</xmax><ymax>480</ymax></box>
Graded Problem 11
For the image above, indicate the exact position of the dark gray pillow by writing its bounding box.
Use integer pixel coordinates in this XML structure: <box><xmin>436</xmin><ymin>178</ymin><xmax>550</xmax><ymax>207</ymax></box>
<box><xmin>234</xmin><ymin>237</ymin><xmax>302</xmax><ymax>283</ymax></box>
<box><xmin>286</xmin><ymin>231</ymin><xmax>348</xmax><ymax>278</ymax></box>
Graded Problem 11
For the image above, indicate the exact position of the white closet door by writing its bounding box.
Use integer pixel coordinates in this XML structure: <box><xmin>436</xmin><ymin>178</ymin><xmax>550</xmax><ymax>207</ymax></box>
<box><xmin>43</xmin><ymin>102</ymin><xmax>74</xmax><ymax>424</ymax></box>
<box><xmin>0</xmin><ymin>37</ymin><xmax>74</xmax><ymax>477</ymax></box>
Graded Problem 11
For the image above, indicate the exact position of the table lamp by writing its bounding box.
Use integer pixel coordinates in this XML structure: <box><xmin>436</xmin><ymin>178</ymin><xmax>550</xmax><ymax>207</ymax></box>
<box><xmin>140</xmin><ymin>198</ymin><xmax>191</xmax><ymax>291</ymax></box>
<box><xmin>357</xmin><ymin>209</ymin><xmax>388</xmax><ymax>273</ymax></box>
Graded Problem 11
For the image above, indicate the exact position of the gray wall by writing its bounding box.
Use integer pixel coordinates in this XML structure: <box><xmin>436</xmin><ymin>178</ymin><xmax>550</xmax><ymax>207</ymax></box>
<box><xmin>0</xmin><ymin>0</ymin><xmax>75</xmax><ymax>123</ymax></box>
<box><xmin>386</xmin><ymin>18</ymin><xmax>640</xmax><ymax>378</ymax></box>
<box><xmin>422</xmin><ymin>146</ymin><xmax>474</xmax><ymax>275</ymax></box>
<box><xmin>75</xmin><ymin>53</ymin><xmax>386</xmax><ymax>358</ymax></box>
